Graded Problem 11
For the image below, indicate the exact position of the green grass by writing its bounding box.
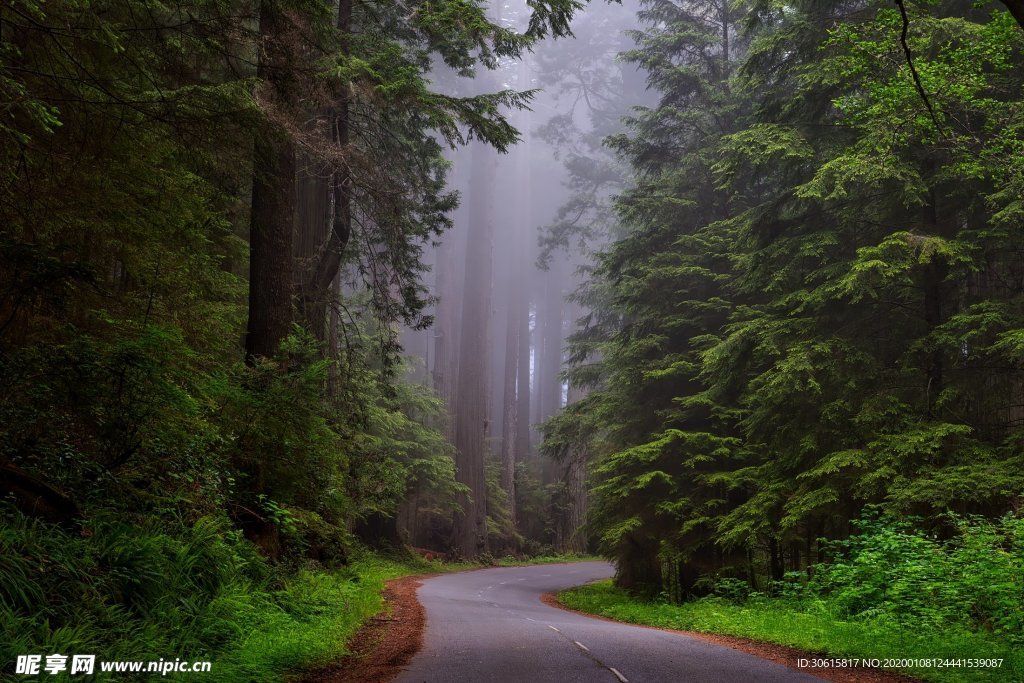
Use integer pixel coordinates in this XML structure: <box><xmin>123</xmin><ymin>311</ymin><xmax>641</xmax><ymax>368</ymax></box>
<box><xmin>0</xmin><ymin>509</ymin><xmax>467</xmax><ymax>683</ymax></box>
<box><xmin>2</xmin><ymin>506</ymin><xmax>598</xmax><ymax>683</ymax></box>
<box><xmin>200</xmin><ymin>557</ymin><xmax>426</xmax><ymax>682</ymax></box>
<box><xmin>211</xmin><ymin>551</ymin><xmax>554</xmax><ymax>681</ymax></box>
<box><xmin>210</xmin><ymin>553</ymin><xmax>598</xmax><ymax>680</ymax></box>
<box><xmin>495</xmin><ymin>553</ymin><xmax>601</xmax><ymax>567</ymax></box>
<box><xmin>559</xmin><ymin>582</ymin><xmax>1024</xmax><ymax>682</ymax></box>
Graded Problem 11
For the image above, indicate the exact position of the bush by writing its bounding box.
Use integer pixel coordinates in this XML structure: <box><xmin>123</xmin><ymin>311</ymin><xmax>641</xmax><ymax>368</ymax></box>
<box><xmin>806</xmin><ymin>513</ymin><xmax>1024</xmax><ymax>642</ymax></box>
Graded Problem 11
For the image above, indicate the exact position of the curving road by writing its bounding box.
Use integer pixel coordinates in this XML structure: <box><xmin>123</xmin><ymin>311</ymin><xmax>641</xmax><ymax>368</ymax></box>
<box><xmin>395</xmin><ymin>561</ymin><xmax>822</xmax><ymax>683</ymax></box>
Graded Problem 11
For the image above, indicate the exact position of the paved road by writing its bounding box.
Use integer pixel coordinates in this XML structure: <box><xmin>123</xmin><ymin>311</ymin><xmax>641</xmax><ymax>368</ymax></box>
<box><xmin>395</xmin><ymin>561</ymin><xmax>822</xmax><ymax>683</ymax></box>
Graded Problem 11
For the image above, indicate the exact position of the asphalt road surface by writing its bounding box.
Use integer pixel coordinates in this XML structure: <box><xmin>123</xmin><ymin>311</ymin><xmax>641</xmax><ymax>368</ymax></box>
<box><xmin>395</xmin><ymin>561</ymin><xmax>822</xmax><ymax>683</ymax></box>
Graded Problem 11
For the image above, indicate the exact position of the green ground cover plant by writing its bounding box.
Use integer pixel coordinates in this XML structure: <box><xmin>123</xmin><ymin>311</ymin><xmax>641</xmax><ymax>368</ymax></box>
<box><xmin>559</xmin><ymin>516</ymin><xmax>1024</xmax><ymax>682</ymax></box>
<box><xmin>0</xmin><ymin>507</ymin><xmax>448</xmax><ymax>682</ymax></box>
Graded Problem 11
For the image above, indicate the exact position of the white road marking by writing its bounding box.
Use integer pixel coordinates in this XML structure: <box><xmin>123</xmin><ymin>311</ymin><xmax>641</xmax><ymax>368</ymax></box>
<box><xmin>573</xmin><ymin>641</ymin><xmax>589</xmax><ymax>652</ymax></box>
<box><xmin>609</xmin><ymin>667</ymin><xmax>628</xmax><ymax>683</ymax></box>
<box><xmin>548</xmin><ymin>625</ymin><xmax>561</xmax><ymax>633</ymax></box>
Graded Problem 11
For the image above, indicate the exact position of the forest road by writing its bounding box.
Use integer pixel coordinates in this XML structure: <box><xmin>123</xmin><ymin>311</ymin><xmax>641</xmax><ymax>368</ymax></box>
<box><xmin>393</xmin><ymin>561</ymin><xmax>823</xmax><ymax>683</ymax></box>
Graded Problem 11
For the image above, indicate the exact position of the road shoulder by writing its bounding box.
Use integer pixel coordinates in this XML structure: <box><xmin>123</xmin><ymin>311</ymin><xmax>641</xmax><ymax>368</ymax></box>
<box><xmin>300</xmin><ymin>573</ymin><xmax>431</xmax><ymax>683</ymax></box>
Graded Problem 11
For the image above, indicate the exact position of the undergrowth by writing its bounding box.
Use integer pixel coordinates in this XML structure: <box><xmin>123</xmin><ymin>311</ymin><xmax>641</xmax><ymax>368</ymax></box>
<box><xmin>560</xmin><ymin>515</ymin><xmax>1024</xmax><ymax>682</ymax></box>
<box><xmin>0</xmin><ymin>508</ymin><xmax>443</xmax><ymax>681</ymax></box>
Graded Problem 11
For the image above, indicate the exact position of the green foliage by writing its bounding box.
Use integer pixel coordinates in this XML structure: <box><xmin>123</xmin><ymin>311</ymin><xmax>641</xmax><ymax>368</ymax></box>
<box><xmin>809</xmin><ymin>514</ymin><xmax>1024</xmax><ymax>642</ymax></box>
<box><xmin>560</xmin><ymin>581</ymin><xmax>1024</xmax><ymax>682</ymax></box>
<box><xmin>561</xmin><ymin>515</ymin><xmax>1024</xmax><ymax>680</ymax></box>
<box><xmin>0</xmin><ymin>508</ymin><xmax>268</xmax><ymax>671</ymax></box>
<box><xmin>0</xmin><ymin>0</ymin><xmax>595</xmax><ymax>673</ymax></box>
<box><xmin>0</xmin><ymin>505</ymin><xmax>437</xmax><ymax>681</ymax></box>
<box><xmin>551</xmin><ymin>0</ymin><xmax>1024</xmax><ymax>612</ymax></box>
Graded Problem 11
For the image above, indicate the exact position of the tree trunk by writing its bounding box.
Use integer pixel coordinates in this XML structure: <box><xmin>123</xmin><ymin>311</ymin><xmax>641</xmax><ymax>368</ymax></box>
<box><xmin>516</xmin><ymin>295</ymin><xmax>532</xmax><ymax>461</ymax></box>
<box><xmin>538</xmin><ymin>263</ymin><xmax>564</xmax><ymax>424</ymax></box>
<box><xmin>557</xmin><ymin>381</ymin><xmax>588</xmax><ymax>553</ymax></box>
<box><xmin>499</xmin><ymin>275</ymin><xmax>520</xmax><ymax>527</ymax></box>
<box><xmin>450</xmin><ymin>140</ymin><xmax>496</xmax><ymax>558</ymax></box>
<box><xmin>295</xmin><ymin>156</ymin><xmax>331</xmax><ymax>340</ymax></box>
<box><xmin>299</xmin><ymin>0</ymin><xmax>352</xmax><ymax>324</ymax></box>
<box><xmin>245</xmin><ymin>1</ymin><xmax>297</xmax><ymax>361</ymax></box>
<box><xmin>922</xmin><ymin>185</ymin><xmax>947</xmax><ymax>417</ymax></box>
<box><xmin>432</xmin><ymin>150</ymin><xmax>463</xmax><ymax>442</ymax></box>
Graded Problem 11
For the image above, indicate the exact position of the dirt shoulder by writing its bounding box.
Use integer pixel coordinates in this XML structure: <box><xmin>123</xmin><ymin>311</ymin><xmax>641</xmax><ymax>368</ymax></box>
<box><xmin>541</xmin><ymin>593</ymin><xmax>918</xmax><ymax>683</ymax></box>
<box><xmin>301</xmin><ymin>573</ymin><xmax>432</xmax><ymax>683</ymax></box>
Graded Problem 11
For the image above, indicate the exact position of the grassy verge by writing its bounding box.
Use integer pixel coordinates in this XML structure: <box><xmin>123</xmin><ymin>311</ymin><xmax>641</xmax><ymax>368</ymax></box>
<box><xmin>3</xmin><ymin>505</ymin><xmax>598</xmax><ymax>683</ymax></box>
<box><xmin>558</xmin><ymin>581</ymin><xmax>1024</xmax><ymax>682</ymax></box>
<box><xmin>495</xmin><ymin>553</ymin><xmax>601</xmax><ymax>567</ymax></box>
<box><xmin>209</xmin><ymin>552</ymin><xmax>593</xmax><ymax>681</ymax></box>
<box><xmin>201</xmin><ymin>556</ymin><xmax>435</xmax><ymax>682</ymax></box>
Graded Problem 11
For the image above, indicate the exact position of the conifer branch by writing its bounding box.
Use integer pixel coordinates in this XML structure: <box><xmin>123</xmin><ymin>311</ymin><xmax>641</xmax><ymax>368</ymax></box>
<box><xmin>893</xmin><ymin>0</ymin><xmax>945</xmax><ymax>136</ymax></box>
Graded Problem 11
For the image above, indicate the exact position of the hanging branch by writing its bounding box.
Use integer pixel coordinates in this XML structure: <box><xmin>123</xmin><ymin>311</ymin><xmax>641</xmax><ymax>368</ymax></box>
<box><xmin>893</xmin><ymin>0</ymin><xmax>945</xmax><ymax>136</ymax></box>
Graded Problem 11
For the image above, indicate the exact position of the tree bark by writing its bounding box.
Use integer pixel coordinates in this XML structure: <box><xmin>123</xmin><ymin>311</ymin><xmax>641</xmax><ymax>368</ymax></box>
<box><xmin>516</xmin><ymin>294</ymin><xmax>532</xmax><ymax>461</ymax></box>
<box><xmin>245</xmin><ymin>0</ymin><xmax>297</xmax><ymax>361</ymax></box>
<box><xmin>555</xmin><ymin>380</ymin><xmax>588</xmax><ymax>552</ymax></box>
<box><xmin>499</xmin><ymin>273</ymin><xmax>520</xmax><ymax>527</ymax></box>
<box><xmin>432</xmin><ymin>148</ymin><xmax>463</xmax><ymax>442</ymax></box>
<box><xmin>538</xmin><ymin>262</ymin><xmax>565</xmax><ymax>424</ymax></box>
<box><xmin>295</xmin><ymin>156</ymin><xmax>332</xmax><ymax>340</ymax></box>
<box><xmin>450</xmin><ymin>140</ymin><xmax>496</xmax><ymax>558</ymax></box>
<box><xmin>300</xmin><ymin>0</ymin><xmax>352</xmax><ymax>322</ymax></box>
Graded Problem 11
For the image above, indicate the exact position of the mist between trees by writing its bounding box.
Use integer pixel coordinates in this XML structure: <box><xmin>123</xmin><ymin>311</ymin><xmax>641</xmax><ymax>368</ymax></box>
<box><xmin>1</xmin><ymin>0</ymin><xmax>1024</xmax><ymax>672</ymax></box>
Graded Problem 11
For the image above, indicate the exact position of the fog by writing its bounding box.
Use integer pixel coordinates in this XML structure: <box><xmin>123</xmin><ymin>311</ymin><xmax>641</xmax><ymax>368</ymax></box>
<box><xmin>396</xmin><ymin>0</ymin><xmax>652</xmax><ymax>552</ymax></box>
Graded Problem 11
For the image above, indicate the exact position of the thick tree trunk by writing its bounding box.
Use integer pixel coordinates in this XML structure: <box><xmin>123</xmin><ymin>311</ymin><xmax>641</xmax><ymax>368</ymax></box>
<box><xmin>299</xmin><ymin>0</ymin><xmax>352</xmax><ymax>327</ymax></box>
<box><xmin>557</xmin><ymin>381</ymin><xmax>588</xmax><ymax>553</ymax></box>
<box><xmin>922</xmin><ymin>186</ymin><xmax>947</xmax><ymax>416</ymax></box>
<box><xmin>538</xmin><ymin>263</ymin><xmax>564</xmax><ymax>424</ymax></box>
<box><xmin>245</xmin><ymin>1</ymin><xmax>296</xmax><ymax>361</ymax></box>
<box><xmin>512</xmin><ymin>74</ymin><xmax>533</xmax><ymax>464</ymax></box>
<box><xmin>295</xmin><ymin>157</ymin><xmax>331</xmax><ymax>340</ymax></box>
<box><xmin>516</xmin><ymin>296</ymin><xmax>532</xmax><ymax>461</ymax></box>
<box><xmin>499</xmin><ymin>277</ymin><xmax>520</xmax><ymax>527</ymax></box>
<box><xmin>451</xmin><ymin>140</ymin><xmax>496</xmax><ymax>558</ymax></box>
<box><xmin>432</xmin><ymin>153</ymin><xmax>462</xmax><ymax>442</ymax></box>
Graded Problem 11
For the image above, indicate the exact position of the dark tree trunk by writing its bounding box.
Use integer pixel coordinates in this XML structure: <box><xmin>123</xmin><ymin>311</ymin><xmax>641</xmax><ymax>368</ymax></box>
<box><xmin>299</xmin><ymin>0</ymin><xmax>351</xmax><ymax>332</ymax></box>
<box><xmin>432</xmin><ymin>153</ymin><xmax>462</xmax><ymax>442</ymax></box>
<box><xmin>295</xmin><ymin>157</ymin><xmax>331</xmax><ymax>340</ymax></box>
<box><xmin>245</xmin><ymin>1</ymin><xmax>297</xmax><ymax>361</ymax></box>
<box><xmin>921</xmin><ymin>186</ymin><xmax>947</xmax><ymax>416</ymax></box>
<box><xmin>768</xmin><ymin>536</ymin><xmax>785</xmax><ymax>582</ymax></box>
<box><xmin>557</xmin><ymin>382</ymin><xmax>588</xmax><ymax>553</ymax></box>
